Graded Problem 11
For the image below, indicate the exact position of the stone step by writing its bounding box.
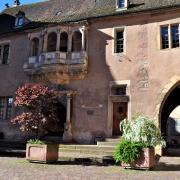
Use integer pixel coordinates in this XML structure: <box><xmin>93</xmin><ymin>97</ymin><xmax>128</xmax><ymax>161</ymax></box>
<box><xmin>59</xmin><ymin>144</ymin><xmax>115</xmax><ymax>151</ymax></box>
<box><xmin>97</xmin><ymin>141</ymin><xmax>119</xmax><ymax>146</ymax></box>
<box><xmin>105</xmin><ymin>137</ymin><xmax>122</xmax><ymax>142</ymax></box>
<box><xmin>59</xmin><ymin>147</ymin><xmax>114</xmax><ymax>156</ymax></box>
<box><xmin>96</xmin><ymin>136</ymin><xmax>121</xmax><ymax>146</ymax></box>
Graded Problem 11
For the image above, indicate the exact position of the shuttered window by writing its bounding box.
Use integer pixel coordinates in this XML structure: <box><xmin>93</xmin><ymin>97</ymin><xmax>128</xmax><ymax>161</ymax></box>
<box><xmin>0</xmin><ymin>44</ymin><xmax>10</xmax><ymax>64</ymax></box>
<box><xmin>0</xmin><ymin>97</ymin><xmax>13</xmax><ymax>121</ymax></box>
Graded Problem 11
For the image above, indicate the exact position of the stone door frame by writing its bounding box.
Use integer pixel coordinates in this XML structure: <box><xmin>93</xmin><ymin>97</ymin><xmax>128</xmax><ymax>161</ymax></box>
<box><xmin>107</xmin><ymin>80</ymin><xmax>131</xmax><ymax>137</ymax></box>
<box><xmin>112</xmin><ymin>101</ymin><xmax>128</xmax><ymax>136</ymax></box>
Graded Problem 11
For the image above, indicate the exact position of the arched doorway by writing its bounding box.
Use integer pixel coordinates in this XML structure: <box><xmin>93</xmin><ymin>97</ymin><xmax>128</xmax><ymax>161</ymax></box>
<box><xmin>160</xmin><ymin>84</ymin><xmax>180</xmax><ymax>155</ymax></box>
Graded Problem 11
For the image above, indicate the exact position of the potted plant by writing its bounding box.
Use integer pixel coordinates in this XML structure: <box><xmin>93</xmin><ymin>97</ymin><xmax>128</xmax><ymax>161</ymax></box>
<box><xmin>11</xmin><ymin>84</ymin><xmax>60</xmax><ymax>163</ymax></box>
<box><xmin>114</xmin><ymin>115</ymin><xmax>166</xmax><ymax>170</ymax></box>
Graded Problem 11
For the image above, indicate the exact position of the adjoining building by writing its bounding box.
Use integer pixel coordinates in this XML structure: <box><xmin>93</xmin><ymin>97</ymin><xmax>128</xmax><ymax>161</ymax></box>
<box><xmin>1</xmin><ymin>0</ymin><xmax>180</xmax><ymax>154</ymax></box>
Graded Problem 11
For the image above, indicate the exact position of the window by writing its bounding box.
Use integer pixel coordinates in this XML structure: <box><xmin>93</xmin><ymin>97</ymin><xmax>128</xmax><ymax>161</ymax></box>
<box><xmin>115</xmin><ymin>29</ymin><xmax>124</xmax><ymax>53</ymax></box>
<box><xmin>0</xmin><ymin>97</ymin><xmax>13</xmax><ymax>121</ymax></box>
<box><xmin>171</xmin><ymin>25</ymin><xmax>179</xmax><ymax>48</ymax></box>
<box><xmin>47</xmin><ymin>32</ymin><xmax>57</xmax><ymax>52</ymax></box>
<box><xmin>116</xmin><ymin>0</ymin><xmax>128</xmax><ymax>9</ymax></box>
<box><xmin>15</xmin><ymin>11</ymin><xmax>26</xmax><ymax>27</ymax></box>
<box><xmin>118</xmin><ymin>0</ymin><xmax>125</xmax><ymax>8</ymax></box>
<box><xmin>60</xmin><ymin>32</ymin><xmax>68</xmax><ymax>52</ymax></box>
<box><xmin>111</xmin><ymin>85</ymin><xmax>127</xmax><ymax>96</ymax></box>
<box><xmin>72</xmin><ymin>31</ymin><xmax>82</xmax><ymax>52</ymax></box>
<box><xmin>31</xmin><ymin>38</ymin><xmax>39</xmax><ymax>56</ymax></box>
<box><xmin>17</xmin><ymin>17</ymin><xmax>24</xmax><ymax>26</ymax></box>
<box><xmin>0</xmin><ymin>44</ymin><xmax>10</xmax><ymax>64</ymax></box>
<box><xmin>161</xmin><ymin>26</ymin><xmax>169</xmax><ymax>49</ymax></box>
<box><xmin>160</xmin><ymin>24</ymin><xmax>180</xmax><ymax>49</ymax></box>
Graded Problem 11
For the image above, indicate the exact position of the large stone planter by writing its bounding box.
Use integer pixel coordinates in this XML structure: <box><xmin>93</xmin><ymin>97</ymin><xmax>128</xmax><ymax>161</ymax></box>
<box><xmin>26</xmin><ymin>143</ymin><xmax>59</xmax><ymax>163</ymax></box>
<box><xmin>122</xmin><ymin>147</ymin><xmax>155</xmax><ymax>170</ymax></box>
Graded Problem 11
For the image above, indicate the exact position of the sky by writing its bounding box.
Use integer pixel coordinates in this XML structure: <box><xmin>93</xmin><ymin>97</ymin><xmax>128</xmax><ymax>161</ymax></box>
<box><xmin>0</xmin><ymin>0</ymin><xmax>46</xmax><ymax>12</ymax></box>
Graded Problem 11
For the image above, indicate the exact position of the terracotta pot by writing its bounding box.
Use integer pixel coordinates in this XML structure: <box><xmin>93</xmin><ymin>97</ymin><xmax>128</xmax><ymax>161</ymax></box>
<box><xmin>122</xmin><ymin>147</ymin><xmax>155</xmax><ymax>170</ymax></box>
<box><xmin>26</xmin><ymin>143</ymin><xmax>59</xmax><ymax>163</ymax></box>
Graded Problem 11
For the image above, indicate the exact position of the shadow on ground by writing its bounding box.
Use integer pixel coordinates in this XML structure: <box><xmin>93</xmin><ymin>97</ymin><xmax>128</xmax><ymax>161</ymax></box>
<box><xmin>1</xmin><ymin>152</ymin><xmax>180</xmax><ymax>171</ymax></box>
<box><xmin>154</xmin><ymin>163</ymin><xmax>180</xmax><ymax>171</ymax></box>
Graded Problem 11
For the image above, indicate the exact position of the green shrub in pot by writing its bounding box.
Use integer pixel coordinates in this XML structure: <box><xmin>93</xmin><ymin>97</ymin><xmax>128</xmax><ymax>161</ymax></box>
<box><xmin>114</xmin><ymin>115</ymin><xmax>166</xmax><ymax>166</ymax></box>
<box><xmin>121</xmin><ymin>115</ymin><xmax>166</xmax><ymax>147</ymax></box>
<box><xmin>114</xmin><ymin>139</ymin><xmax>146</xmax><ymax>164</ymax></box>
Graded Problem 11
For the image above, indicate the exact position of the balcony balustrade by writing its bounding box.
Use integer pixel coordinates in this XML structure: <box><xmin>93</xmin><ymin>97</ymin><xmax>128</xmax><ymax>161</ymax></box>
<box><xmin>24</xmin><ymin>51</ymin><xmax>87</xmax><ymax>73</ymax></box>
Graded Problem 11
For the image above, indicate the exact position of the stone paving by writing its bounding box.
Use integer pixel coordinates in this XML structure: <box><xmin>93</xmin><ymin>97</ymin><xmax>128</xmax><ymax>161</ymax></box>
<box><xmin>0</xmin><ymin>156</ymin><xmax>180</xmax><ymax>180</ymax></box>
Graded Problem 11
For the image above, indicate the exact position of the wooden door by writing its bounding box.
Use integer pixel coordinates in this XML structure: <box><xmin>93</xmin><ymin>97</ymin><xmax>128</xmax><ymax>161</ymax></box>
<box><xmin>113</xmin><ymin>102</ymin><xmax>128</xmax><ymax>136</ymax></box>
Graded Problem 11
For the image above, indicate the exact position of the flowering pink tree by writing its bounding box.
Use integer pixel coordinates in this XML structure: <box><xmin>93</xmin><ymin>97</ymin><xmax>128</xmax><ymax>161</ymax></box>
<box><xmin>11</xmin><ymin>84</ymin><xmax>59</xmax><ymax>139</ymax></box>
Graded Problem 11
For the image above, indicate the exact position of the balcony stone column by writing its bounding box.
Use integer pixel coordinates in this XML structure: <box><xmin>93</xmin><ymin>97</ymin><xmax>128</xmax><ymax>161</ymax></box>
<box><xmin>39</xmin><ymin>34</ymin><xmax>44</xmax><ymax>54</ymax></box>
<box><xmin>28</xmin><ymin>39</ymin><xmax>32</xmax><ymax>57</ymax></box>
<box><xmin>68</xmin><ymin>31</ymin><xmax>72</xmax><ymax>52</ymax></box>
<box><xmin>80</xmin><ymin>27</ymin><xmax>86</xmax><ymax>51</ymax></box>
<box><xmin>27</xmin><ymin>36</ymin><xmax>32</xmax><ymax>57</ymax></box>
<box><xmin>63</xmin><ymin>93</ymin><xmax>73</xmax><ymax>142</ymax></box>
<box><xmin>43</xmin><ymin>30</ymin><xmax>48</xmax><ymax>52</ymax></box>
<box><xmin>56</xmin><ymin>29</ymin><xmax>61</xmax><ymax>51</ymax></box>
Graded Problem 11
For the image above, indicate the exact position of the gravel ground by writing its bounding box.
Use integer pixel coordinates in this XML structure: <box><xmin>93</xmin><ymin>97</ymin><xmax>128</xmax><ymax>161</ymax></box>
<box><xmin>0</xmin><ymin>156</ymin><xmax>180</xmax><ymax>180</ymax></box>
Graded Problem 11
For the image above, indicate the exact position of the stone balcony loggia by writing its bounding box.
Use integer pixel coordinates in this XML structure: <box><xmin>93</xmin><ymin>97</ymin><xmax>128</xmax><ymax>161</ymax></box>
<box><xmin>23</xmin><ymin>51</ymin><xmax>88</xmax><ymax>84</ymax></box>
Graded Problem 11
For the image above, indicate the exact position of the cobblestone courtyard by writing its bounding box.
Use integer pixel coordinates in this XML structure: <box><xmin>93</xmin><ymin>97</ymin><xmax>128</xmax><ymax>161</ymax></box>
<box><xmin>0</xmin><ymin>156</ymin><xmax>180</xmax><ymax>180</ymax></box>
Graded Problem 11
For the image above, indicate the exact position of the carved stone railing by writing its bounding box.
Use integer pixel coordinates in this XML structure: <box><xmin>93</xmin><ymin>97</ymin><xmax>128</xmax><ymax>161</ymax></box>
<box><xmin>23</xmin><ymin>51</ymin><xmax>88</xmax><ymax>83</ymax></box>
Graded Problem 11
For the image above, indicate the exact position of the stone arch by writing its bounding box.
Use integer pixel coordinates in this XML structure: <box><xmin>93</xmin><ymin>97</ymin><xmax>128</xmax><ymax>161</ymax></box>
<box><xmin>155</xmin><ymin>75</ymin><xmax>180</xmax><ymax>127</ymax></box>
<box><xmin>154</xmin><ymin>76</ymin><xmax>180</xmax><ymax>155</ymax></box>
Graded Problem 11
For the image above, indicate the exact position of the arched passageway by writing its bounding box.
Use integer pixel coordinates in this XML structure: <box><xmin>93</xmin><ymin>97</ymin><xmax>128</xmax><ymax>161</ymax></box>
<box><xmin>160</xmin><ymin>85</ymin><xmax>180</xmax><ymax>154</ymax></box>
<box><xmin>46</xmin><ymin>102</ymin><xmax>66</xmax><ymax>137</ymax></box>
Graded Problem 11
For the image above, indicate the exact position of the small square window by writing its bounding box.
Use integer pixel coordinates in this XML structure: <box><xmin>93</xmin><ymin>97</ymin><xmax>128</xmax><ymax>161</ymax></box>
<box><xmin>116</xmin><ymin>0</ymin><xmax>128</xmax><ymax>10</ymax></box>
<box><xmin>118</xmin><ymin>0</ymin><xmax>125</xmax><ymax>8</ymax></box>
<box><xmin>111</xmin><ymin>85</ymin><xmax>127</xmax><ymax>96</ymax></box>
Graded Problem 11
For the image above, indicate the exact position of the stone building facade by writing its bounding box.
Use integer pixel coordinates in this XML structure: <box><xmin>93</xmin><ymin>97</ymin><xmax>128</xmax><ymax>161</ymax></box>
<box><xmin>1</xmin><ymin>0</ymin><xmax>180</xmax><ymax>152</ymax></box>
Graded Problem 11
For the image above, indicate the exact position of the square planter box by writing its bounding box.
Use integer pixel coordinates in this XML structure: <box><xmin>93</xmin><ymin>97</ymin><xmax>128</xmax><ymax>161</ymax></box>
<box><xmin>122</xmin><ymin>147</ymin><xmax>155</xmax><ymax>170</ymax></box>
<box><xmin>26</xmin><ymin>143</ymin><xmax>59</xmax><ymax>163</ymax></box>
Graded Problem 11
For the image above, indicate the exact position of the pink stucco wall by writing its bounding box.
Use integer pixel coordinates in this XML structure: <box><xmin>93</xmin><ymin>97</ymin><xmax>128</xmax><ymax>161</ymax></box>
<box><xmin>1</xmin><ymin>8</ymin><xmax>180</xmax><ymax>143</ymax></box>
